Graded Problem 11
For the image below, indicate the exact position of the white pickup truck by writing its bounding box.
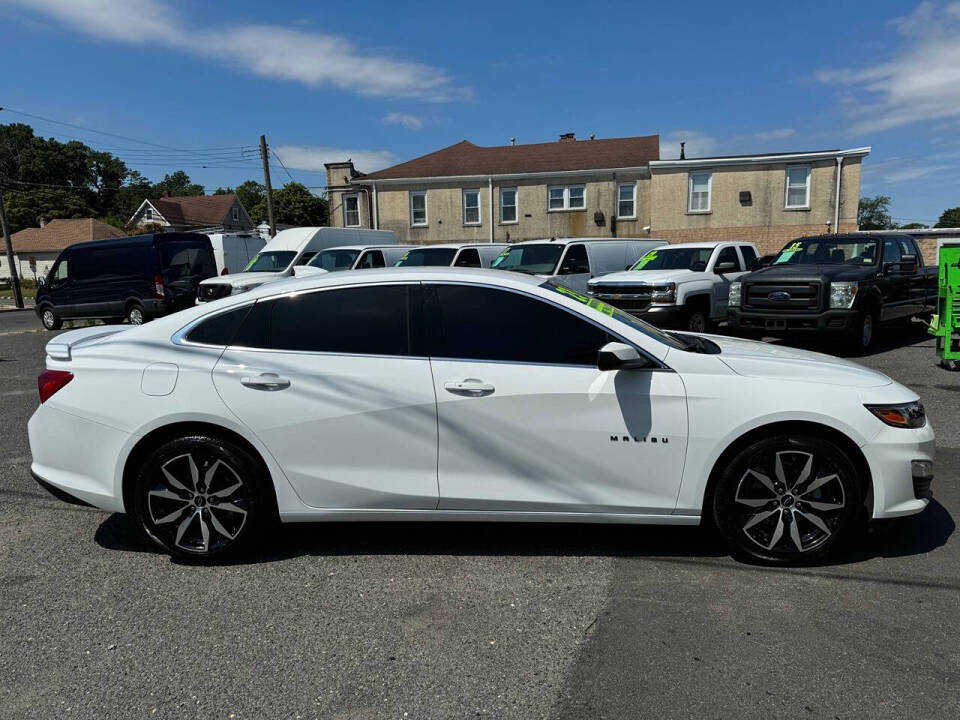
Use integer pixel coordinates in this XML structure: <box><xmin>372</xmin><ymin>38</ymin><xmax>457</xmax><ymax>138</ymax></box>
<box><xmin>587</xmin><ymin>241</ymin><xmax>758</xmax><ymax>332</ymax></box>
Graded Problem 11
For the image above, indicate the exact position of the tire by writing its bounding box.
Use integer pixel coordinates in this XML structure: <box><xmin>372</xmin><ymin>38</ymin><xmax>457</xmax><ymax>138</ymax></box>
<box><xmin>942</xmin><ymin>358</ymin><xmax>960</xmax><ymax>371</ymax></box>
<box><xmin>132</xmin><ymin>435</ymin><xmax>273</xmax><ymax>562</ymax></box>
<box><xmin>685</xmin><ymin>305</ymin><xmax>710</xmax><ymax>333</ymax></box>
<box><xmin>712</xmin><ymin>433</ymin><xmax>862</xmax><ymax>564</ymax></box>
<box><xmin>39</xmin><ymin>306</ymin><xmax>62</xmax><ymax>331</ymax></box>
<box><xmin>126</xmin><ymin>303</ymin><xmax>146</xmax><ymax>325</ymax></box>
<box><xmin>850</xmin><ymin>309</ymin><xmax>877</xmax><ymax>352</ymax></box>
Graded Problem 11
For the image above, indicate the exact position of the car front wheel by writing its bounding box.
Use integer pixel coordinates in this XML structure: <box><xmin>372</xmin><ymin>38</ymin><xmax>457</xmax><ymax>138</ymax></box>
<box><xmin>126</xmin><ymin>303</ymin><xmax>146</xmax><ymax>325</ymax></box>
<box><xmin>133</xmin><ymin>435</ymin><xmax>273</xmax><ymax>562</ymax></box>
<box><xmin>712</xmin><ymin>433</ymin><xmax>862</xmax><ymax>564</ymax></box>
<box><xmin>40</xmin><ymin>307</ymin><xmax>62</xmax><ymax>331</ymax></box>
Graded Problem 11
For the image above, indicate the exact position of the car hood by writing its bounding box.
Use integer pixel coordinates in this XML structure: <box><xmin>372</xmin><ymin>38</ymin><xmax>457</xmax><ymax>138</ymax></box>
<box><xmin>744</xmin><ymin>263</ymin><xmax>877</xmax><ymax>283</ymax></box>
<box><xmin>590</xmin><ymin>269</ymin><xmax>701</xmax><ymax>286</ymax></box>
<box><xmin>706</xmin><ymin>334</ymin><xmax>893</xmax><ymax>387</ymax></box>
<box><xmin>199</xmin><ymin>271</ymin><xmax>288</xmax><ymax>288</ymax></box>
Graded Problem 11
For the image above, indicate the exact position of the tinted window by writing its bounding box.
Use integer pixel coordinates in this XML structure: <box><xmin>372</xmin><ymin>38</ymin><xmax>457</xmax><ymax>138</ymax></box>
<box><xmin>245</xmin><ymin>251</ymin><xmax>296</xmax><ymax>272</ymax></box>
<box><xmin>396</xmin><ymin>248</ymin><xmax>457</xmax><ymax>266</ymax></box>
<box><xmin>883</xmin><ymin>238</ymin><xmax>902</xmax><ymax>265</ymax></box>
<box><xmin>233</xmin><ymin>284</ymin><xmax>417</xmax><ymax>356</ymax></box>
<box><xmin>311</xmin><ymin>249</ymin><xmax>360</xmax><ymax>271</ymax></box>
<box><xmin>739</xmin><ymin>245</ymin><xmax>758</xmax><ymax>266</ymax></box>
<box><xmin>716</xmin><ymin>246</ymin><xmax>740</xmax><ymax>270</ymax></box>
<box><xmin>186</xmin><ymin>305</ymin><xmax>252</xmax><ymax>345</ymax></box>
<box><xmin>160</xmin><ymin>241</ymin><xmax>214</xmax><ymax>280</ymax></box>
<box><xmin>491</xmin><ymin>244</ymin><xmax>563</xmax><ymax>274</ymax></box>
<box><xmin>453</xmin><ymin>248</ymin><xmax>481</xmax><ymax>267</ymax></box>
<box><xmin>429</xmin><ymin>284</ymin><xmax>610</xmax><ymax>365</ymax></box>
<box><xmin>358</xmin><ymin>250</ymin><xmax>385</xmax><ymax>269</ymax></box>
<box><xmin>558</xmin><ymin>244</ymin><xmax>589</xmax><ymax>274</ymax></box>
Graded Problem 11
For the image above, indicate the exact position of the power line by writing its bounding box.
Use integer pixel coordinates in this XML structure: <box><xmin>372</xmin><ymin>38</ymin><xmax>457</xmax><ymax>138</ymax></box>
<box><xmin>271</xmin><ymin>150</ymin><xmax>297</xmax><ymax>184</ymax></box>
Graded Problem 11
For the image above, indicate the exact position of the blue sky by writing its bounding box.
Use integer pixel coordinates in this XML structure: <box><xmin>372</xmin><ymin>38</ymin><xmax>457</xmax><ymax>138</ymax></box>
<box><xmin>2</xmin><ymin>0</ymin><xmax>959</xmax><ymax>225</ymax></box>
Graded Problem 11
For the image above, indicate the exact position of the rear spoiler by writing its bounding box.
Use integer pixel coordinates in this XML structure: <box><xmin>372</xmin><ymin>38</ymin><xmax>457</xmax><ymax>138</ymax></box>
<box><xmin>46</xmin><ymin>325</ymin><xmax>129</xmax><ymax>361</ymax></box>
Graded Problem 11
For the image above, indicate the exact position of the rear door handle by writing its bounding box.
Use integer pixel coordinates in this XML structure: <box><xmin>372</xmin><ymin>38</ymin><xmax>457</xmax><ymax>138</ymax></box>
<box><xmin>443</xmin><ymin>379</ymin><xmax>495</xmax><ymax>397</ymax></box>
<box><xmin>240</xmin><ymin>372</ymin><xmax>291</xmax><ymax>391</ymax></box>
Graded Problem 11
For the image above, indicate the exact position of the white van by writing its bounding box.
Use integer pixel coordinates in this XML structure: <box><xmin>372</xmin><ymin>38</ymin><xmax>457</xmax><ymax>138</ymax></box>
<box><xmin>197</xmin><ymin>227</ymin><xmax>396</xmax><ymax>301</ymax></box>
<box><xmin>490</xmin><ymin>237</ymin><xmax>666</xmax><ymax>293</ymax></box>
<box><xmin>293</xmin><ymin>245</ymin><xmax>415</xmax><ymax>276</ymax></box>
<box><xmin>206</xmin><ymin>232</ymin><xmax>266</xmax><ymax>276</ymax></box>
<box><xmin>395</xmin><ymin>243</ymin><xmax>510</xmax><ymax>268</ymax></box>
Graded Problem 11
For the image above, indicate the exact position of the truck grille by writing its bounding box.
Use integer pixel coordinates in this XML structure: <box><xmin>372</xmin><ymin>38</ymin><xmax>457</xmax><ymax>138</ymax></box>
<box><xmin>591</xmin><ymin>286</ymin><xmax>652</xmax><ymax>315</ymax></box>
<box><xmin>198</xmin><ymin>283</ymin><xmax>232</xmax><ymax>302</ymax></box>
<box><xmin>744</xmin><ymin>282</ymin><xmax>822</xmax><ymax>312</ymax></box>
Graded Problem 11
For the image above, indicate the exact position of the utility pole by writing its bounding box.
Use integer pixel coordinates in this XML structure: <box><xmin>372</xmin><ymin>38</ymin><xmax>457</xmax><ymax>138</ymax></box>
<box><xmin>259</xmin><ymin>134</ymin><xmax>276</xmax><ymax>238</ymax></box>
<box><xmin>0</xmin><ymin>181</ymin><xmax>24</xmax><ymax>309</ymax></box>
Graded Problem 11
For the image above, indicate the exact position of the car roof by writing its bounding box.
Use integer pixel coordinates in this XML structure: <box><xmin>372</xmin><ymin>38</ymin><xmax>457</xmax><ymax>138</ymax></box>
<box><xmin>319</xmin><ymin>244</ymin><xmax>415</xmax><ymax>252</ymax></box>
<box><xmin>406</xmin><ymin>243</ymin><xmax>509</xmax><ymax>249</ymax></box>
<box><xmin>653</xmin><ymin>241</ymin><xmax>749</xmax><ymax>249</ymax></box>
<box><xmin>511</xmin><ymin>237</ymin><xmax>664</xmax><ymax>246</ymax></box>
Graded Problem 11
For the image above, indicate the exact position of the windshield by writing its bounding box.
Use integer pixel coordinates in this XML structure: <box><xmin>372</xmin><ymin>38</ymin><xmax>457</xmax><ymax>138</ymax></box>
<box><xmin>159</xmin><ymin>241</ymin><xmax>215</xmax><ymax>281</ymax></box>
<box><xmin>309</xmin><ymin>249</ymin><xmax>360</xmax><ymax>271</ymax></box>
<box><xmin>772</xmin><ymin>238</ymin><xmax>880</xmax><ymax>266</ymax></box>
<box><xmin>541</xmin><ymin>280</ymin><xmax>689</xmax><ymax>351</ymax></box>
<box><xmin>491</xmin><ymin>244</ymin><xmax>563</xmax><ymax>275</ymax></box>
<box><xmin>632</xmin><ymin>247</ymin><xmax>713</xmax><ymax>271</ymax></box>
<box><xmin>396</xmin><ymin>248</ymin><xmax>457</xmax><ymax>266</ymax></box>
<box><xmin>244</xmin><ymin>251</ymin><xmax>297</xmax><ymax>272</ymax></box>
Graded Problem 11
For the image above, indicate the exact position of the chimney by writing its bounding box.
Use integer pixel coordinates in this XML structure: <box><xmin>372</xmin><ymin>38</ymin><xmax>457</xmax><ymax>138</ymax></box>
<box><xmin>39</xmin><ymin>217</ymin><xmax>46</xmax><ymax>228</ymax></box>
<box><xmin>559</xmin><ymin>132</ymin><xmax>576</xmax><ymax>142</ymax></box>
<box><xmin>510</xmin><ymin>137</ymin><xmax>516</xmax><ymax>146</ymax></box>
<box><xmin>680</xmin><ymin>142</ymin><xmax>686</xmax><ymax>160</ymax></box>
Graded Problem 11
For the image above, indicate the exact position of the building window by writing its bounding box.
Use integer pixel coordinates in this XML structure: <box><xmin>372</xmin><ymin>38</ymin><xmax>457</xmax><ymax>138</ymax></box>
<box><xmin>547</xmin><ymin>184</ymin><xmax>586</xmax><ymax>211</ymax></box>
<box><xmin>688</xmin><ymin>172</ymin><xmax>712</xmax><ymax>213</ymax></box>
<box><xmin>462</xmin><ymin>189</ymin><xmax>481</xmax><ymax>225</ymax></box>
<box><xmin>617</xmin><ymin>183</ymin><xmax>636</xmax><ymax>218</ymax></box>
<box><xmin>500</xmin><ymin>187</ymin><xmax>518</xmax><ymax>223</ymax></box>
<box><xmin>144</xmin><ymin>207</ymin><xmax>153</xmax><ymax>221</ymax></box>
<box><xmin>343</xmin><ymin>194</ymin><xmax>360</xmax><ymax>227</ymax></box>
<box><xmin>785</xmin><ymin>166</ymin><xmax>811</xmax><ymax>208</ymax></box>
<box><xmin>410</xmin><ymin>191</ymin><xmax>428</xmax><ymax>226</ymax></box>
<box><xmin>232</xmin><ymin>206</ymin><xmax>239</xmax><ymax>222</ymax></box>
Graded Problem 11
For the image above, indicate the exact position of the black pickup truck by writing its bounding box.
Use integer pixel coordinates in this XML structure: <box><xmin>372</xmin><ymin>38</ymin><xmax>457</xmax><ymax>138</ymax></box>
<box><xmin>727</xmin><ymin>232</ymin><xmax>937</xmax><ymax>350</ymax></box>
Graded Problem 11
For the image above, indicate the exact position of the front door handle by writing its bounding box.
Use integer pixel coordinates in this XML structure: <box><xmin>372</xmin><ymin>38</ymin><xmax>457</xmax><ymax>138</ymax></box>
<box><xmin>443</xmin><ymin>379</ymin><xmax>495</xmax><ymax>397</ymax></box>
<box><xmin>240</xmin><ymin>372</ymin><xmax>291</xmax><ymax>391</ymax></box>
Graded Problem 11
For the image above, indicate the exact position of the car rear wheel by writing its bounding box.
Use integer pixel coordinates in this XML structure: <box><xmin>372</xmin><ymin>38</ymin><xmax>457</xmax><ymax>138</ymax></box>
<box><xmin>133</xmin><ymin>435</ymin><xmax>273</xmax><ymax>562</ymax></box>
<box><xmin>712</xmin><ymin>433</ymin><xmax>862</xmax><ymax>564</ymax></box>
<box><xmin>126</xmin><ymin>303</ymin><xmax>145</xmax><ymax>325</ymax></box>
<box><xmin>40</xmin><ymin>307</ymin><xmax>62</xmax><ymax>331</ymax></box>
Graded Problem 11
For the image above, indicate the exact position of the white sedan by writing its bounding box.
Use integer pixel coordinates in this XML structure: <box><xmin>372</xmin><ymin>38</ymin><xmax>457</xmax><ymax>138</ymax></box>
<box><xmin>28</xmin><ymin>268</ymin><xmax>934</xmax><ymax>564</ymax></box>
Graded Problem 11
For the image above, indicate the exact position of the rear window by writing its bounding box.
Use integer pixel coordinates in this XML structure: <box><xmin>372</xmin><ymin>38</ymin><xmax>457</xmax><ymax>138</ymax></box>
<box><xmin>160</xmin><ymin>240</ymin><xmax>216</xmax><ymax>280</ymax></box>
<box><xmin>396</xmin><ymin>248</ymin><xmax>457</xmax><ymax>267</ymax></box>
<box><xmin>490</xmin><ymin>244</ymin><xmax>563</xmax><ymax>275</ymax></box>
<box><xmin>309</xmin><ymin>249</ymin><xmax>360</xmax><ymax>271</ymax></box>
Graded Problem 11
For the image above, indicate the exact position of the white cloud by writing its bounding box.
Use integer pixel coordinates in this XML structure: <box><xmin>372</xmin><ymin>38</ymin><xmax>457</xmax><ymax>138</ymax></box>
<box><xmin>752</xmin><ymin>127</ymin><xmax>795</xmax><ymax>141</ymax></box>
<box><xmin>659</xmin><ymin>131</ymin><xmax>719</xmax><ymax>160</ymax></box>
<box><xmin>817</xmin><ymin>2</ymin><xmax>960</xmax><ymax>133</ymax></box>
<box><xmin>273</xmin><ymin>145</ymin><xmax>398</xmax><ymax>174</ymax></box>
<box><xmin>862</xmin><ymin>151</ymin><xmax>960</xmax><ymax>184</ymax></box>
<box><xmin>6</xmin><ymin>0</ymin><xmax>469</xmax><ymax>101</ymax></box>
<box><xmin>383</xmin><ymin>112</ymin><xmax>423</xmax><ymax>129</ymax></box>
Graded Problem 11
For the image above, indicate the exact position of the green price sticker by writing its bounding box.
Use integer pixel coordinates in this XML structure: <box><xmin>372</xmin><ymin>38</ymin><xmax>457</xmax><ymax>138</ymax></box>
<box><xmin>632</xmin><ymin>250</ymin><xmax>658</xmax><ymax>270</ymax></box>
<box><xmin>552</xmin><ymin>284</ymin><xmax>615</xmax><ymax>316</ymax></box>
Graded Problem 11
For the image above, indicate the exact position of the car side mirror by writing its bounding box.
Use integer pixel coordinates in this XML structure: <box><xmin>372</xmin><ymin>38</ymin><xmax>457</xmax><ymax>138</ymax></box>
<box><xmin>898</xmin><ymin>254</ymin><xmax>917</xmax><ymax>273</ymax></box>
<box><xmin>37</xmin><ymin>275</ymin><xmax>46</xmax><ymax>286</ymax></box>
<box><xmin>714</xmin><ymin>261</ymin><xmax>738</xmax><ymax>274</ymax></box>
<box><xmin>597</xmin><ymin>341</ymin><xmax>651</xmax><ymax>371</ymax></box>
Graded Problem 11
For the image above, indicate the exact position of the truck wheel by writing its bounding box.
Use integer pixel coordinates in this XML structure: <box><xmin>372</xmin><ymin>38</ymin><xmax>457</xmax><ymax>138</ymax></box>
<box><xmin>685</xmin><ymin>307</ymin><xmax>710</xmax><ymax>333</ymax></box>
<box><xmin>40</xmin><ymin>306</ymin><xmax>63</xmax><ymax>331</ymax></box>
<box><xmin>942</xmin><ymin>359</ymin><xmax>960</xmax><ymax>371</ymax></box>
<box><xmin>851</xmin><ymin>310</ymin><xmax>877</xmax><ymax>352</ymax></box>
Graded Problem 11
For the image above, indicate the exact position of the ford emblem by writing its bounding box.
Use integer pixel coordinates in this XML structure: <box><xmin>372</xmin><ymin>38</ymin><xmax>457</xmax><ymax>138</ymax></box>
<box><xmin>768</xmin><ymin>291</ymin><xmax>792</xmax><ymax>301</ymax></box>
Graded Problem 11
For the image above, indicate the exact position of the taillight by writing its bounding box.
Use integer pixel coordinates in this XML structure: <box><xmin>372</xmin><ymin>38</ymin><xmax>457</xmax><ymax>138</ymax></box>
<box><xmin>38</xmin><ymin>370</ymin><xmax>73</xmax><ymax>403</ymax></box>
<box><xmin>154</xmin><ymin>274</ymin><xmax>165</xmax><ymax>299</ymax></box>
<box><xmin>221</xmin><ymin>267</ymin><xmax>229</xmax><ymax>275</ymax></box>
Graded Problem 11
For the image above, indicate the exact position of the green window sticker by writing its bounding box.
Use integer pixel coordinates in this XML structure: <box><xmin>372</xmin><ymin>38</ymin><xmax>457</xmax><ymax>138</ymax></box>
<box><xmin>552</xmin><ymin>284</ymin><xmax>615</xmax><ymax>316</ymax></box>
<box><xmin>243</xmin><ymin>255</ymin><xmax>259</xmax><ymax>271</ymax></box>
<box><xmin>774</xmin><ymin>250</ymin><xmax>797</xmax><ymax>264</ymax></box>
<box><xmin>632</xmin><ymin>250</ymin><xmax>658</xmax><ymax>270</ymax></box>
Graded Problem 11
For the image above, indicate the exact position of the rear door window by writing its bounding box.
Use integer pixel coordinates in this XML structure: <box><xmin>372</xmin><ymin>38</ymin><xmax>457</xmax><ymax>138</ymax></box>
<box><xmin>186</xmin><ymin>305</ymin><xmax>253</xmax><ymax>345</ymax></box>
<box><xmin>883</xmin><ymin>238</ymin><xmax>902</xmax><ymax>266</ymax></box>
<box><xmin>558</xmin><ymin>244</ymin><xmax>589</xmax><ymax>275</ymax></box>
<box><xmin>357</xmin><ymin>250</ymin><xmax>385</xmax><ymax>269</ymax></box>
<box><xmin>232</xmin><ymin>284</ymin><xmax>421</xmax><ymax>356</ymax></box>
<box><xmin>427</xmin><ymin>284</ymin><xmax>610</xmax><ymax>365</ymax></box>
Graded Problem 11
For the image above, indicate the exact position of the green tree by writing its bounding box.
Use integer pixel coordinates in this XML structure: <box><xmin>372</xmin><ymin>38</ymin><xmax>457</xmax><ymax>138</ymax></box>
<box><xmin>152</xmin><ymin>170</ymin><xmax>204</xmax><ymax>197</ymax></box>
<box><xmin>234</xmin><ymin>180</ymin><xmax>265</xmax><ymax>217</ymax></box>
<box><xmin>858</xmin><ymin>195</ymin><xmax>893</xmax><ymax>230</ymax></box>
<box><xmin>249</xmin><ymin>182</ymin><xmax>327</xmax><ymax>226</ymax></box>
<box><xmin>935</xmin><ymin>207</ymin><xmax>960</xmax><ymax>228</ymax></box>
<box><xmin>897</xmin><ymin>222</ymin><xmax>929</xmax><ymax>230</ymax></box>
<box><xmin>4</xmin><ymin>188</ymin><xmax>95</xmax><ymax>230</ymax></box>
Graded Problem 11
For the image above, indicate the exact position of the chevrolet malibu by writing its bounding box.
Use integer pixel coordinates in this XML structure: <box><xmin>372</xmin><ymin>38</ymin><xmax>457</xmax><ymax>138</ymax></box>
<box><xmin>28</xmin><ymin>269</ymin><xmax>934</xmax><ymax>564</ymax></box>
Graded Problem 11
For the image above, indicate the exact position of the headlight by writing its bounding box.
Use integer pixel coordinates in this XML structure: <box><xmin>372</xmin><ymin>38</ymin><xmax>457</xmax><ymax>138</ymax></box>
<box><xmin>232</xmin><ymin>283</ymin><xmax>263</xmax><ymax>294</ymax></box>
<box><xmin>729</xmin><ymin>282</ymin><xmax>742</xmax><ymax>307</ymax></box>
<box><xmin>651</xmin><ymin>283</ymin><xmax>676</xmax><ymax>304</ymax></box>
<box><xmin>865</xmin><ymin>401</ymin><xmax>926</xmax><ymax>428</ymax></box>
<box><xmin>830</xmin><ymin>281</ymin><xmax>859</xmax><ymax>309</ymax></box>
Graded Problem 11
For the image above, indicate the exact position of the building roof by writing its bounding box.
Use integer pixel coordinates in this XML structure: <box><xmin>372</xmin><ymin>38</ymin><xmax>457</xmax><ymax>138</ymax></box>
<box><xmin>358</xmin><ymin>135</ymin><xmax>661</xmax><ymax>182</ymax></box>
<box><xmin>147</xmin><ymin>193</ymin><xmax>240</xmax><ymax>227</ymax></box>
<box><xmin>649</xmin><ymin>147</ymin><xmax>871</xmax><ymax>169</ymax></box>
<box><xmin>10</xmin><ymin>218</ymin><xmax>126</xmax><ymax>254</ymax></box>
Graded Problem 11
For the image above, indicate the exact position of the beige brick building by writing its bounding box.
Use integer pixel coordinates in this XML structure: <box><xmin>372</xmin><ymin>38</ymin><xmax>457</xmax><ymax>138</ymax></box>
<box><xmin>326</xmin><ymin>134</ymin><xmax>869</xmax><ymax>256</ymax></box>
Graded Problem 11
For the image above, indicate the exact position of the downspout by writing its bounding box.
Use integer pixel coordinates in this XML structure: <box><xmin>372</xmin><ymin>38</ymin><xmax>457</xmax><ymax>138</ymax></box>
<box><xmin>488</xmin><ymin>177</ymin><xmax>494</xmax><ymax>242</ymax></box>
<box><xmin>833</xmin><ymin>156</ymin><xmax>843</xmax><ymax>232</ymax></box>
<box><xmin>372</xmin><ymin>183</ymin><xmax>379</xmax><ymax>230</ymax></box>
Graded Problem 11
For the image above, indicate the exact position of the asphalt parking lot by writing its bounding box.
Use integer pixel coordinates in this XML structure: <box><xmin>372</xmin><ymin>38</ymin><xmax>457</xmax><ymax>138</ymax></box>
<box><xmin>1</xmin><ymin>309</ymin><xmax>957</xmax><ymax>719</ymax></box>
